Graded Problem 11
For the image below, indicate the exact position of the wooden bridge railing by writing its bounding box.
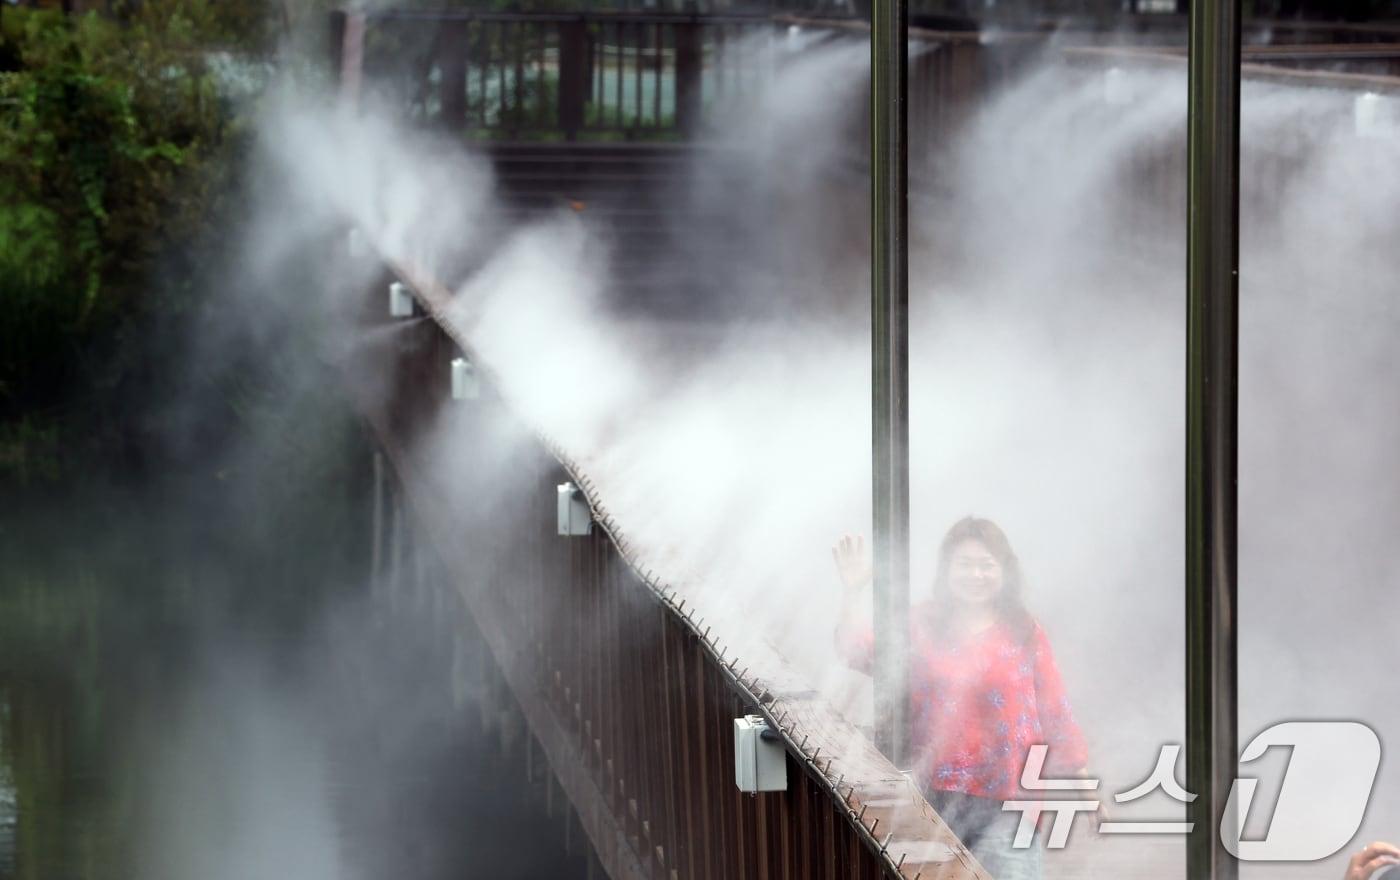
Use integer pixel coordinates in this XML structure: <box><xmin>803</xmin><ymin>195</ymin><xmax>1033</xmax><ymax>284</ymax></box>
<box><xmin>339</xmin><ymin>254</ymin><xmax>991</xmax><ymax>880</ymax></box>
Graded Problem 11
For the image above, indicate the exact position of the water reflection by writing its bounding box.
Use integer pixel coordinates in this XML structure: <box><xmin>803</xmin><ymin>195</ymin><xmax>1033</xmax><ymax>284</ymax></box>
<box><xmin>0</xmin><ymin>473</ymin><xmax>583</xmax><ymax>880</ymax></box>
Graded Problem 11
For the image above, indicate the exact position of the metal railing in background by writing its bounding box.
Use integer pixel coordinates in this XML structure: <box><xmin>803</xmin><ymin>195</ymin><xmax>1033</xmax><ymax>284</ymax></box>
<box><xmin>340</xmin><ymin>10</ymin><xmax>771</xmax><ymax>139</ymax></box>
<box><xmin>329</xmin><ymin>5</ymin><xmax>1400</xmax><ymax>155</ymax></box>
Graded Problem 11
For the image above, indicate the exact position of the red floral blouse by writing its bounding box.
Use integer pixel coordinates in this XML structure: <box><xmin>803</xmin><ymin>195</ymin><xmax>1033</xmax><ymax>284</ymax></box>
<box><xmin>839</xmin><ymin>603</ymin><xmax>1088</xmax><ymax>800</ymax></box>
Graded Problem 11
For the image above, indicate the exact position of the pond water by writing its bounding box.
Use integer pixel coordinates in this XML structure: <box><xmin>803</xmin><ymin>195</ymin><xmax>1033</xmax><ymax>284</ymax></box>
<box><xmin>0</xmin><ymin>464</ymin><xmax>582</xmax><ymax>880</ymax></box>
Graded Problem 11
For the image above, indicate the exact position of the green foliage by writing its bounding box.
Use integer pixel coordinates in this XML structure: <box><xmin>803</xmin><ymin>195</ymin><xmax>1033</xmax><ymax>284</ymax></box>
<box><xmin>0</xmin><ymin>415</ymin><xmax>62</xmax><ymax>484</ymax></box>
<box><xmin>0</xmin><ymin>1</ymin><xmax>264</xmax><ymax>479</ymax></box>
<box><xmin>1</xmin><ymin>60</ymin><xmax>152</xmax><ymax>319</ymax></box>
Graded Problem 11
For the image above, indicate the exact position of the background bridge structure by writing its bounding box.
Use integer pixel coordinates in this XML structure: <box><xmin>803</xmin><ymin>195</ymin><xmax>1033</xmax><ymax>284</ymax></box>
<box><xmin>329</xmin><ymin>8</ymin><xmax>1399</xmax><ymax>878</ymax></box>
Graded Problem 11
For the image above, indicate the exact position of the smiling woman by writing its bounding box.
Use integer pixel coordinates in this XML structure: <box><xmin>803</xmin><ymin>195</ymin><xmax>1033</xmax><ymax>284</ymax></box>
<box><xmin>833</xmin><ymin>517</ymin><xmax>1091</xmax><ymax>880</ymax></box>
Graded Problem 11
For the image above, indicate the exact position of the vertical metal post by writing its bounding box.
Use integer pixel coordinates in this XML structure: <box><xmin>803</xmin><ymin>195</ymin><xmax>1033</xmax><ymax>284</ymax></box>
<box><xmin>438</xmin><ymin>21</ymin><xmax>468</xmax><ymax>130</ymax></box>
<box><xmin>558</xmin><ymin>20</ymin><xmax>588</xmax><ymax>139</ymax></box>
<box><xmin>388</xmin><ymin>487</ymin><xmax>404</xmax><ymax>612</ymax></box>
<box><xmin>328</xmin><ymin>9</ymin><xmax>347</xmax><ymax>77</ymax></box>
<box><xmin>1186</xmin><ymin>0</ymin><xmax>1241</xmax><ymax>877</ymax></box>
<box><xmin>674</xmin><ymin>18</ymin><xmax>703</xmax><ymax>135</ymax></box>
<box><xmin>870</xmin><ymin>0</ymin><xmax>910</xmax><ymax>768</ymax></box>
<box><xmin>371</xmin><ymin>449</ymin><xmax>385</xmax><ymax>595</ymax></box>
<box><xmin>335</xmin><ymin>10</ymin><xmax>366</xmax><ymax>108</ymax></box>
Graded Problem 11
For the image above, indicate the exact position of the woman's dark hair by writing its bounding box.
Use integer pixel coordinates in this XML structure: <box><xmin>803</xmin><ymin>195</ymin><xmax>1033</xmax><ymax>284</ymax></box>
<box><xmin>929</xmin><ymin>516</ymin><xmax>1035</xmax><ymax>640</ymax></box>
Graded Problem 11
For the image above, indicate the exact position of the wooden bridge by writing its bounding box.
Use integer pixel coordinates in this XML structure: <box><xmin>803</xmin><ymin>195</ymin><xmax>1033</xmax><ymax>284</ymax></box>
<box><xmin>327</xmin><ymin>7</ymin><xmax>1399</xmax><ymax>878</ymax></box>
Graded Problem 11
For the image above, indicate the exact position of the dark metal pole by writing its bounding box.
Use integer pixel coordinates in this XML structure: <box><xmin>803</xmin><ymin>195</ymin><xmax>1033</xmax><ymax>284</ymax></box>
<box><xmin>558</xmin><ymin>20</ymin><xmax>588</xmax><ymax>140</ymax></box>
<box><xmin>871</xmin><ymin>0</ymin><xmax>910</xmax><ymax>768</ymax></box>
<box><xmin>1186</xmin><ymin>0</ymin><xmax>1241</xmax><ymax>877</ymax></box>
<box><xmin>674</xmin><ymin>17</ymin><xmax>702</xmax><ymax>136</ymax></box>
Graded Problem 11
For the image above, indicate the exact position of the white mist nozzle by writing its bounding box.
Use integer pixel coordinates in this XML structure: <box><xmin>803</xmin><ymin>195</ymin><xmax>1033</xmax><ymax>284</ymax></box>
<box><xmin>1103</xmin><ymin>68</ymin><xmax>1131</xmax><ymax>107</ymax></box>
<box><xmin>450</xmin><ymin>356</ymin><xmax>480</xmax><ymax>401</ymax></box>
<box><xmin>733</xmin><ymin>715</ymin><xmax>787</xmax><ymax>793</ymax></box>
<box><xmin>1355</xmin><ymin>92</ymin><xmax>1394</xmax><ymax>138</ymax></box>
<box><xmin>388</xmin><ymin>281</ymin><xmax>414</xmax><ymax>318</ymax></box>
<box><xmin>556</xmin><ymin>482</ymin><xmax>592</xmax><ymax>536</ymax></box>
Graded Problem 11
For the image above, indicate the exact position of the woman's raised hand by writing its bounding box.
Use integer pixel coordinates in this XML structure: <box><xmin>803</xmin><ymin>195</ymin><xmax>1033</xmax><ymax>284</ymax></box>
<box><xmin>1345</xmin><ymin>842</ymin><xmax>1400</xmax><ymax>880</ymax></box>
<box><xmin>831</xmin><ymin>533</ymin><xmax>873</xmax><ymax>589</ymax></box>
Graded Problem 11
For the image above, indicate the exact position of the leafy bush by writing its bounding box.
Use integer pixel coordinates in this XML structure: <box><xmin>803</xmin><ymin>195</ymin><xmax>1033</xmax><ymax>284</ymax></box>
<box><xmin>0</xmin><ymin>1</ymin><xmax>264</xmax><ymax>476</ymax></box>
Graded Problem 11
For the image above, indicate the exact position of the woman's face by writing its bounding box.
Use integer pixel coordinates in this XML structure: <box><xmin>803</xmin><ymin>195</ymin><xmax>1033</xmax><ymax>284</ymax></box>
<box><xmin>947</xmin><ymin>538</ymin><xmax>1004</xmax><ymax>606</ymax></box>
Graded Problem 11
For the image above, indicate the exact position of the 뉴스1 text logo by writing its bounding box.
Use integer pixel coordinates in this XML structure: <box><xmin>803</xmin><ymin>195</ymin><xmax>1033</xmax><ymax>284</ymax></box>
<box><xmin>1001</xmin><ymin>720</ymin><xmax>1381</xmax><ymax>860</ymax></box>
